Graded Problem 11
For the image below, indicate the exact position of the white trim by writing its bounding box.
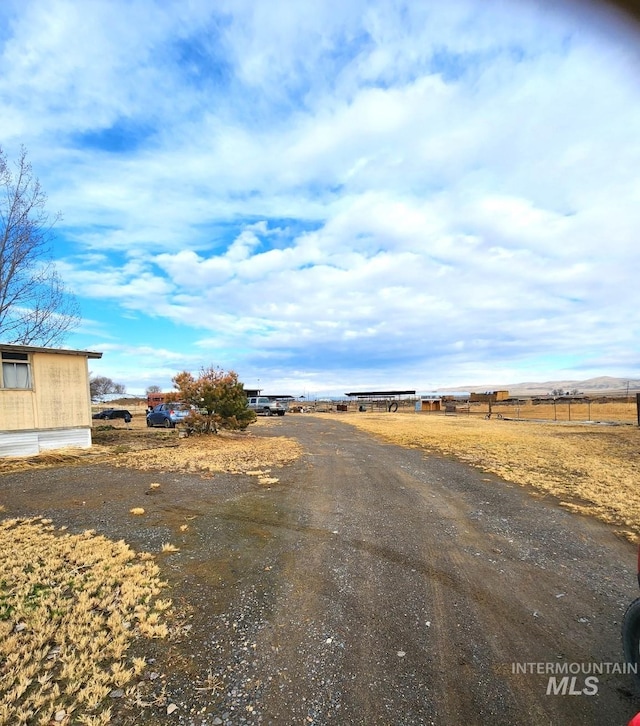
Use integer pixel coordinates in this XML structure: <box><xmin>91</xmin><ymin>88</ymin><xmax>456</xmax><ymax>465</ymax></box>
<box><xmin>0</xmin><ymin>428</ymin><xmax>92</xmax><ymax>457</ymax></box>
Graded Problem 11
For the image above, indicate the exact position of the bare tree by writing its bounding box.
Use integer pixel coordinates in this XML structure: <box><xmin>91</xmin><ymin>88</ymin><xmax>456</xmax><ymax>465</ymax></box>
<box><xmin>90</xmin><ymin>375</ymin><xmax>126</xmax><ymax>400</ymax></box>
<box><xmin>0</xmin><ymin>146</ymin><xmax>80</xmax><ymax>346</ymax></box>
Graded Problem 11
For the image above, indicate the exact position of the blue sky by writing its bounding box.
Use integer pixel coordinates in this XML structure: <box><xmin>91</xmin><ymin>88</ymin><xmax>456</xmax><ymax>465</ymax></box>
<box><xmin>2</xmin><ymin>0</ymin><xmax>640</xmax><ymax>396</ymax></box>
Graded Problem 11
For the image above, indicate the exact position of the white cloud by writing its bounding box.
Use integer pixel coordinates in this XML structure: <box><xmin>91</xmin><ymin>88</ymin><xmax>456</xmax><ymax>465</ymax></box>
<box><xmin>3</xmin><ymin>0</ymin><xmax>640</xmax><ymax>393</ymax></box>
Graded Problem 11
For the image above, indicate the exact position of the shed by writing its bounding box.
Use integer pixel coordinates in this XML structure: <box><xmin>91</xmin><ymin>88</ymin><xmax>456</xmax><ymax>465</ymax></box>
<box><xmin>0</xmin><ymin>344</ymin><xmax>102</xmax><ymax>457</ymax></box>
<box><xmin>418</xmin><ymin>397</ymin><xmax>442</xmax><ymax>412</ymax></box>
<box><xmin>470</xmin><ymin>390</ymin><xmax>509</xmax><ymax>403</ymax></box>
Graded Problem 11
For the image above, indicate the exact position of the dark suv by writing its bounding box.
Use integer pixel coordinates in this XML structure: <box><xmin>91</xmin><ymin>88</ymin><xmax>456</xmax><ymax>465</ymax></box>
<box><xmin>92</xmin><ymin>408</ymin><xmax>132</xmax><ymax>422</ymax></box>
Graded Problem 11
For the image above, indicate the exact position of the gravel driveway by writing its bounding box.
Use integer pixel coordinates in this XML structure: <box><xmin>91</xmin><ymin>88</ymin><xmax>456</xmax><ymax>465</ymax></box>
<box><xmin>1</xmin><ymin>415</ymin><xmax>638</xmax><ymax>725</ymax></box>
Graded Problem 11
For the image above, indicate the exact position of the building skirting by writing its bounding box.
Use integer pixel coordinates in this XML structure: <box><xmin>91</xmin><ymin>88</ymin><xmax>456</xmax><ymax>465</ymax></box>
<box><xmin>0</xmin><ymin>428</ymin><xmax>92</xmax><ymax>457</ymax></box>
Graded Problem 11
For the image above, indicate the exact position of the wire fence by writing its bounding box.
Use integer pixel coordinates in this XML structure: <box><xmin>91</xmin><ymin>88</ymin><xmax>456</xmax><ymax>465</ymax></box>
<box><xmin>310</xmin><ymin>397</ymin><xmax>640</xmax><ymax>425</ymax></box>
<box><xmin>101</xmin><ymin>396</ymin><xmax>640</xmax><ymax>426</ymax></box>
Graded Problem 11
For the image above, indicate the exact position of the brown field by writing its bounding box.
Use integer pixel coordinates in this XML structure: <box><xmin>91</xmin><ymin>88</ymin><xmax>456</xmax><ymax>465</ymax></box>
<box><xmin>101</xmin><ymin>415</ymin><xmax>302</xmax><ymax>478</ymax></box>
<box><xmin>321</xmin><ymin>411</ymin><xmax>640</xmax><ymax>543</ymax></box>
<box><xmin>469</xmin><ymin>398</ymin><xmax>638</xmax><ymax>423</ymax></box>
<box><xmin>322</xmin><ymin>398</ymin><xmax>638</xmax><ymax>422</ymax></box>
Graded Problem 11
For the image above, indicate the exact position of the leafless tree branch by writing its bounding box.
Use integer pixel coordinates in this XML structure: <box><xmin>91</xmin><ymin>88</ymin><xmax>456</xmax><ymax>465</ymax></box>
<box><xmin>0</xmin><ymin>145</ymin><xmax>80</xmax><ymax>346</ymax></box>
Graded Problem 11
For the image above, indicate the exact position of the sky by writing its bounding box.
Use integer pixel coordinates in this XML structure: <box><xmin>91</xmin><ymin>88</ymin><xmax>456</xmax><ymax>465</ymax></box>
<box><xmin>1</xmin><ymin>0</ymin><xmax>640</xmax><ymax>397</ymax></box>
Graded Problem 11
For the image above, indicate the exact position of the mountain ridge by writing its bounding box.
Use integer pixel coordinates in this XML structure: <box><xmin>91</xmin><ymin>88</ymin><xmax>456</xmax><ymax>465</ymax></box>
<box><xmin>437</xmin><ymin>376</ymin><xmax>640</xmax><ymax>396</ymax></box>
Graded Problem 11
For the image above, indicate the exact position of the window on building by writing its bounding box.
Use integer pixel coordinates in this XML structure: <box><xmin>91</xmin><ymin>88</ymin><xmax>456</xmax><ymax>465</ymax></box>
<box><xmin>1</xmin><ymin>351</ymin><xmax>32</xmax><ymax>389</ymax></box>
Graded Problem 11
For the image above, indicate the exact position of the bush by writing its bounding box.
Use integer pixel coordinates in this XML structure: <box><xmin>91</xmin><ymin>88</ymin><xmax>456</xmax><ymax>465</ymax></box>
<box><xmin>172</xmin><ymin>367</ymin><xmax>257</xmax><ymax>434</ymax></box>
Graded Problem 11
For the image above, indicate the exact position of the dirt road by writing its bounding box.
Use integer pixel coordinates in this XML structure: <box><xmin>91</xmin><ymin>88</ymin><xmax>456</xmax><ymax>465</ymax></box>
<box><xmin>2</xmin><ymin>415</ymin><xmax>639</xmax><ymax>724</ymax></box>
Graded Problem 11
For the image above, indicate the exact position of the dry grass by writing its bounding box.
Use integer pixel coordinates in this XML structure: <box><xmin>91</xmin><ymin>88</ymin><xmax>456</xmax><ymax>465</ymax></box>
<box><xmin>326</xmin><ymin>412</ymin><xmax>640</xmax><ymax>542</ymax></box>
<box><xmin>113</xmin><ymin>426</ymin><xmax>303</xmax><ymax>476</ymax></box>
<box><xmin>0</xmin><ymin>518</ymin><xmax>171</xmax><ymax>725</ymax></box>
<box><xmin>471</xmin><ymin>399</ymin><xmax>638</xmax><ymax>423</ymax></box>
<box><xmin>0</xmin><ymin>450</ymin><xmax>91</xmax><ymax>475</ymax></box>
<box><xmin>0</xmin><ymin>420</ymin><xmax>302</xmax><ymax>724</ymax></box>
<box><xmin>0</xmin><ymin>417</ymin><xmax>303</xmax><ymax>478</ymax></box>
<box><xmin>160</xmin><ymin>543</ymin><xmax>180</xmax><ymax>553</ymax></box>
<box><xmin>322</xmin><ymin>398</ymin><xmax>639</xmax><ymax>423</ymax></box>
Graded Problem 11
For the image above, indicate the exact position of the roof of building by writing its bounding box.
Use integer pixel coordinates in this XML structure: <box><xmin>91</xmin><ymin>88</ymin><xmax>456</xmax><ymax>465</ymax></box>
<box><xmin>0</xmin><ymin>343</ymin><xmax>102</xmax><ymax>359</ymax></box>
<box><xmin>345</xmin><ymin>390</ymin><xmax>416</xmax><ymax>398</ymax></box>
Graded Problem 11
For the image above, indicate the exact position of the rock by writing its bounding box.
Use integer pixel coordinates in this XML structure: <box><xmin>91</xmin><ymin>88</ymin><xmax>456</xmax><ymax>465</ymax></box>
<box><xmin>167</xmin><ymin>703</ymin><xmax>178</xmax><ymax>715</ymax></box>
<box><xmin>109</xmin><ymin>689</ymin><xmax>124</xmax><ymax>698</ymax></box>
<box><xmin>54</xmin><ymin>710</ymin><xmax>66</xmax><ymax>722</ymax></box>
<box><xmin>213</xmin><ymin>718</ymin><xmax>223</xmax><ymax>725</ymax></box>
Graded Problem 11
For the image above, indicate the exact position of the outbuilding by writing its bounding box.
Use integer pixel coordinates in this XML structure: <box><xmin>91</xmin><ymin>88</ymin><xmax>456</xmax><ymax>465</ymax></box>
<box><xmin>0</xmin><ymin>344</ymin><xmax>102</xmax><ymax>457</ymax></box>
<box><xmin>417</xmin><ymin>397</ymin><xmax>442</xmax><ymax>412</ymax></box>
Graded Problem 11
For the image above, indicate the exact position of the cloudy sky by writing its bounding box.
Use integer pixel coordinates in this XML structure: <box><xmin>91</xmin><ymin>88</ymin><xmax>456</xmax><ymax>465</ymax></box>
<box><xmin>2</xmin><ymin>0</ymin><xmax>640</xmax><ymax>396</ymax></box>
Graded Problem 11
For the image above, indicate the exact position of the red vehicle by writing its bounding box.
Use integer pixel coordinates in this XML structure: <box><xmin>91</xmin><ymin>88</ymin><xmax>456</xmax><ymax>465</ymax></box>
<box><xmin>622</xmin><ymin>543</ymin><xmax>640</xmax><ymax>677</ymax></box>
<box><xmin>147</xmin><ymin>392</ymin><xmax>167</xmax><ymax>409</ymax></box>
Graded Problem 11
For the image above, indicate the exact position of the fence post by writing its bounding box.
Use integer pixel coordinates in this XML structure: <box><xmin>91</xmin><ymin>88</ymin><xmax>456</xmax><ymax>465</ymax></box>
<box><xmin>637</xmin><ymin>393</ymin><xmax>640</xmax><ymax>426</ymax></box>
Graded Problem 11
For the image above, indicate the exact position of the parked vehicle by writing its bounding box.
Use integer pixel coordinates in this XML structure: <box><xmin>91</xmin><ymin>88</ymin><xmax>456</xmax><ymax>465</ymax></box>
<box><xmin>146</xmin><ymin>402</ymin><xmax>191</xmax><ymax>428</ymax></box>
<box><xmin>622</xmin><ymin>543</ymin><xmax>640</xmax><ymax>683</ymax></box>
<box><xmin>247</xmin><ymin>396</ymin><xmax>286</xmax><ymax>416</ymax></box>
<box><xmin>92</xmin><ymin>408</ymin><xmax>132</xmax><ymax>422</ymax></box>
<box><xmin>147</xmin><ymin>392</ymin><xmax>167</xmax><ymax>409</ymax></box>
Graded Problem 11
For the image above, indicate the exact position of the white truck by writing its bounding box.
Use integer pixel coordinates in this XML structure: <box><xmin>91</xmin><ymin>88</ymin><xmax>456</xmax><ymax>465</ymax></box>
<box><xmin>247</xmin><ymin>396</ymin><xmax>287</xmax><ymax>416</ymax></box>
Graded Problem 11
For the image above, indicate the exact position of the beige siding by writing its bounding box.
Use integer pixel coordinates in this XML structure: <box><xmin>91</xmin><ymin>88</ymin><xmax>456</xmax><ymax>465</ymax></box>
<box><xmin>0</xmin><ymin>351</ymin><xmax>91</xmax><ymax>432</ymax></box>
<box><xmin>33</xmin><ymin>353</ymin><xmax>91</xmax><ymax>429</ymax></box>
<box><xmin>0</xmin><ymin>391</ymin><xmax>36</xmax><ymax>429</ymax></box>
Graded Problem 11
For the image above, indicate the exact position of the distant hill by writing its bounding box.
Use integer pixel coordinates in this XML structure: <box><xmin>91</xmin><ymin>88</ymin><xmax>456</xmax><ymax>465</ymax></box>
<box><xmin>438</xmin><ymin>376</ymin><xmax>640</xmax><ymax>397</ymax></box>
